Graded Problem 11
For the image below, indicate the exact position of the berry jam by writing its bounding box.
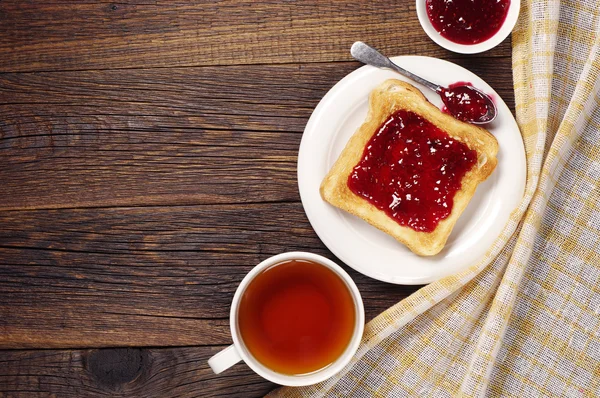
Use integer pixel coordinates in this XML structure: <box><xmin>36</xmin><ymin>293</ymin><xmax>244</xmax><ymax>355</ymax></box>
<box><xmin>441</xmin><ymin>82</ymin><xmax>490</xmax><ymax>123</ymax></box>
<box><xmin>348</xmin><ymin>110</ymin><xmax>477</xmax><ymax>232</ymax></box>
<box><xmin>426</xmin><ymin>0</ymin><xmax>510</xmax><ymax>45</ymax></box>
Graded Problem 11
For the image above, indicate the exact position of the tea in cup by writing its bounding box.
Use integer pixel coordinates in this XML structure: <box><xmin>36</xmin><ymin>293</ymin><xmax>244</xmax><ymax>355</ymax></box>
<box><xmin>208</xmin><ymin>252</ymin><xmax>364</xmax><ymax>386</ymax></box>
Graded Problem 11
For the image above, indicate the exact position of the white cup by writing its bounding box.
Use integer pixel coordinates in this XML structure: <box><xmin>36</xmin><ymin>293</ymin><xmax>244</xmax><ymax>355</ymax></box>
<box><xmin>208</xmin><ymin>251</ymin><xmax>365</xmax><ymax>386</ymax></box>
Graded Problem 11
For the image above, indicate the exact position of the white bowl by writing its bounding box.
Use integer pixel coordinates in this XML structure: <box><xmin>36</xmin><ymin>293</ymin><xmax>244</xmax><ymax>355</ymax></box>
<box><xmin>416</xmin><ymin>0</ymin><xmax>521</xmax><ymax>54</ymax></box>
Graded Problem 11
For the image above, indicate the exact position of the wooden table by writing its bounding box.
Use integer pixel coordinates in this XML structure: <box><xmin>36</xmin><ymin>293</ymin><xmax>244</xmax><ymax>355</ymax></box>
<box><xmin>0</xmin><ymin>1</ymin><xmax>514</xmax><ymax>396</ymax></box>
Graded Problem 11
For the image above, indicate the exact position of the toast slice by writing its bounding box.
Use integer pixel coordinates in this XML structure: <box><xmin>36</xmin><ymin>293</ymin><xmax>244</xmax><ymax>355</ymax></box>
<box><xmin>320</xmin><ymin>79</ymin><xmax>498</xmax><ymax>256</ymax></box>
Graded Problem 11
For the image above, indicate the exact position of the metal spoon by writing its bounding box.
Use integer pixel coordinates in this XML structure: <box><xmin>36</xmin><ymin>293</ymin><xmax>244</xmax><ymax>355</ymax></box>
<box><xmin>350</xmin><ymin>41</ymin><xmax>497</xmax><ymax>125</ymax></box>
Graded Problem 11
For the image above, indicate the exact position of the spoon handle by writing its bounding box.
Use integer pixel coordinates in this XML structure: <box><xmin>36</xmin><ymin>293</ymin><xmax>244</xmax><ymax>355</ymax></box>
<box><xmin>350</xmin><ymin>42</ymin><xmax>442</xmax><ymax>93</ymax></box>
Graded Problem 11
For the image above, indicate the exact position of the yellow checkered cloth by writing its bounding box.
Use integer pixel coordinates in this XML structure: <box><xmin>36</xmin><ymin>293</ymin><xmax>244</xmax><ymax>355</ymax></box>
<box><xmin>271</xmin><ymin>0</ymin><xmax>600</xmax><ymax>396</ymax></box>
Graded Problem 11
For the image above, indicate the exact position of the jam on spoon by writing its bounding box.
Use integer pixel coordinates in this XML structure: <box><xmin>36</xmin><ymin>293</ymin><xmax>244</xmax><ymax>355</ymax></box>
<box><xmin>350</xmin><ymin>42</ymin><xmax>497</xmax><ymax>124</ymax></box>
<box><xmin>426</xmin><ymin>0</ymin><xmax>511</xmax><ymax>45</ymax></box>
<box><xmin>440</xmin><ymin>82</ymin><xmax>491</xmax><ymax>123</ymax></box>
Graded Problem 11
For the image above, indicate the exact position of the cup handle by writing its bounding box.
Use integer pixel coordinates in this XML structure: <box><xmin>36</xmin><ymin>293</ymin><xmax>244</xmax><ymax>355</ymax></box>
<box><xmin>208</xmin><ymin>344</ymin><xmax>242</xmax><ymax>374</ymax></box>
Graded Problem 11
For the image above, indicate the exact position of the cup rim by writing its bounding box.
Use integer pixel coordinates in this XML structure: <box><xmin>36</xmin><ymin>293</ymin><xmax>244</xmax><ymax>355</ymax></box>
<box><xmin>416</xmin><ymin>0</ymin><xmax>521</xmax><ymax>54</ymax></box>
<box><xmin>229</xmin><ymin>251</ymin><xmax>365</xmax><ymax>386</ymax></box>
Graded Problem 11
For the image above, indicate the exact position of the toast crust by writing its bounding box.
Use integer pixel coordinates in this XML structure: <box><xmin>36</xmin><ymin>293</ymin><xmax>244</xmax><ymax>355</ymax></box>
<box><xmin>320</xmin><ymin>79</ymin><xmax>499</xmax><ymax>256</ymax></box>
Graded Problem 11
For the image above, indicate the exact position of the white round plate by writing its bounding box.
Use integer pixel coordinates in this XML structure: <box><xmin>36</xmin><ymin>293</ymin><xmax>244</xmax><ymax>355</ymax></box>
<box><xmin>298</xmin><ymin>56</ymin><xmax>526</xmax><ymax>285</ymax></box>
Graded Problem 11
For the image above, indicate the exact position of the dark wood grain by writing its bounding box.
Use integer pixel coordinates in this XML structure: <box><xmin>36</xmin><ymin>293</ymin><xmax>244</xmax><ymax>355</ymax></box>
<box><xmin>0</xmin><ymin>203</ymin><xmax>420</xmax><ymax>348</ymax></box>
<box><xmin>0</xmin><ymin>1</ymin><xmax>511</xmax><ymax>73</ymax></box>
<box><xmin>0</xmin><ymin>346</ymin><xmax>276</xmax><ymax>397</ymax></box>
<box><xmin>0</xmin><ymin>58</ymin><xmax>514</xmax><ymax>211</ymax></box>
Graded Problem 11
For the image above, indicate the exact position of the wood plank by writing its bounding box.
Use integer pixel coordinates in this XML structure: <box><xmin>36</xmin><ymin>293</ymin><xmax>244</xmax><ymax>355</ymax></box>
<box><xmin>0</xmin><ymin>203</ymin><xmax>420</xmax><ymax>349</ymax></box>
<box><xmin>0</xmin><ymin>58</ymin><xmax>514</xmax><ymax>210</ymax></box>
<box><xmin>0</xmin><ymin>1</ymin><xmax>511</xmax><ymax>73</ymax></box>
<box><xmin>0</xmin><ymin>346</ymin><xmax>276</xmax><ymax>397</ymax></box>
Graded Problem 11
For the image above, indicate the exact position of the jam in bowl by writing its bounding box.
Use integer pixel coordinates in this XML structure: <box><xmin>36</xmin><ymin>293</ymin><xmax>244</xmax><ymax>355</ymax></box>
<box><xmin>416</xmin><ymin>0</ymin><xmax>521</xmax><ymax>54</ymax></box>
